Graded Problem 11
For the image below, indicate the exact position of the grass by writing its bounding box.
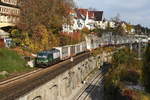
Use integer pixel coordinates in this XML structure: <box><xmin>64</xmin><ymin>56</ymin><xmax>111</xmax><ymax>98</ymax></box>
<box><xmin>0</xmin><ymin>48</ymin><xmax>32</xmax><ymax>79</ymax></box>
<box><xmin>0</xmin><ymin>74</ymin><xmax>9</xmax><ymax>79</ymax></box>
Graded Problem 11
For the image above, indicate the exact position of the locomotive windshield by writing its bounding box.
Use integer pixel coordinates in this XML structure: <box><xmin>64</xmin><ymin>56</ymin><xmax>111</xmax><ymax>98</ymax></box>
<box><xmin>36</xmin><ymin>52</ymin><xmax>48</xmax><ymax>62</ymax></box>
<box><xmin>37</xmin><ymin>52</ymin><xmax>48</xmax><ymax>58</ymax></box>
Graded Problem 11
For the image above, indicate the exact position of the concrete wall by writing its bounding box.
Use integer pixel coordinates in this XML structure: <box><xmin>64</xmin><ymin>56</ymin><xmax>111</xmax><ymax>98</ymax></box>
<box><xmin>17</xmin><ymin>52</ymin><xmax>112</xmax><ymax>100</ymax></box>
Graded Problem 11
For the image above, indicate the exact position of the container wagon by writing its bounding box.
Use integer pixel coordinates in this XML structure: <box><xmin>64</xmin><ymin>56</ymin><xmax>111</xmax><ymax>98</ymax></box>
<box><xmin>69</xmin><ymin>45</ymin><xmax>76</xmax><ymax>57</ymax></box>
<box><xmin>54</xmin><ymin>46</ymin><xmax>70</xmax><ymax>60</ymax></box>
<box><xmin>75</xmin><ymin>44</ymin><xmax>81</xmax><ymax>54</ymax></box>
<box><xmin>80</xmin><ymin>42</ymin><xmax>87</xmax><ymax>52</ymax></box>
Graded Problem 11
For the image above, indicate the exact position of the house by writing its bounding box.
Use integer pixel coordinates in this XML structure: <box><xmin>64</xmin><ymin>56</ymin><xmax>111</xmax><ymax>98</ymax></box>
<box><xmin>121</xmin><ymin>21</ymin><xmax>135</xmax><ymax>34</ymax></box>
<box><xmin>0</xmin><ymin>0</ymin><xmax>20</xmax><ymax>47</ymax></box>
<box><xmin>95</xmin><ymin>20</ymin><xmax>116</xmax><ymax>29</ymax></box>
<box><xmin>76</xmin><ymin>9</ymin><xmax>103</xmax><ymax>30</ymax></box>
<box><xmin>0</xmin><ymin>0</ymin><xmax>20</xmax><ymax>26</ymax></box>
<box><xmin>62</xmin><ymin>8</ymin><xmax>103</xmax><ymax>33</ymax></box>
<box><xmin>0</xmin><ymin>0</ymin><xmax>20</xmax><ymax>38</ymax></box>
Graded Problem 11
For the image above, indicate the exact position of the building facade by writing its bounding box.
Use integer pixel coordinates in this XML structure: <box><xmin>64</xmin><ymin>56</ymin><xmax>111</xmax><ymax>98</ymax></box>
<box><xmin>0</xmin><ymin>0</ymin><xmax>20</xmax><ymax>26</ymax></box>
<box><xmin>62</xmin><ymin>8</ymin><xmax>103</xmax><ymax>33</ymax></box>
<box><xmin>0</xmin><ymin>0</ymin><xmax>20</xmax><ymax>39</ymax></box>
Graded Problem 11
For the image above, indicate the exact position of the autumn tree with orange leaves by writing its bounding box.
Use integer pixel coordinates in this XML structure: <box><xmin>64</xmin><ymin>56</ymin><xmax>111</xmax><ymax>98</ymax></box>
<box><xmin>17</xmin><ymin>0</ymin><xmax>74</xmax><ymax>52</ymax></box>
<box><xmin>19</xmin><ymin>0</ymin><xmax>74</xmax><ymax>33</ymax></box>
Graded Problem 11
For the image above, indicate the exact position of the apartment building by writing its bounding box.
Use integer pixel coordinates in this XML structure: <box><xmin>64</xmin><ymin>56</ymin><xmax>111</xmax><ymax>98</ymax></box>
<box><xmin>0</xmin><ymin>0</ymin><xmax>20</xmax><ymax>25</ymax></box>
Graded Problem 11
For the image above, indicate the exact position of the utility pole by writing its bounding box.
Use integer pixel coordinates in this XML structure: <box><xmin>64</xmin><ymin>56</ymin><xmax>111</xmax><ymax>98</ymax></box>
<box><xmin>109</xmin><ymin>32</ymin><xmax>112</xmax><ymax>45</ymax></box>
<box><xmin>129</xmin><ymin>35</ymin><xmax>133</xmax><ymax>51</ymax></box>
<box><xmin>130</xmin><ymin>42</ymin><xmax>133</xmax><ymax>51</ymax></box>
<box><xmin>138</xmin><ymin>38</ymin><xmax>142</xmax><ymax>60</ymax></box>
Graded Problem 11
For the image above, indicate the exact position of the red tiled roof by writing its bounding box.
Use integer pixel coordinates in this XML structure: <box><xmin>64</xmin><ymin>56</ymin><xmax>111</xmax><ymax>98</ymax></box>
<box><xmin>70</xmin><ymin>8</ymin><xmax>103</xmax><ymax>21</ymax></box>
<box><xmin>92</xmin><ymin>11</ymin><xmax>103</xmax><ymax>21</ymax></box>
<box><xmin>78</xmin><ymin>8</ymin><xmax>88</xmax><ymax>16</ymax></box>
<box><xmin>88</xmin><ymin>11</ymin><xmax>95</xmax><ymax>19</ymax></box>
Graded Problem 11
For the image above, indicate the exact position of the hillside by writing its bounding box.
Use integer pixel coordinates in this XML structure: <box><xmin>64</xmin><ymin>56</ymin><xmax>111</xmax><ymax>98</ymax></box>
<box><xmin>0</xmin><ymin>48</ymin><xmax>31</xmax><ymax>79</ymax></box>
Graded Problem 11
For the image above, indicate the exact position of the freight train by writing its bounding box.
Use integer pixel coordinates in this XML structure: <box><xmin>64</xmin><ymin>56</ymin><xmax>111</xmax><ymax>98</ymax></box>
<box><xmin>34</xmin><ymin>35</ymin><xmax>148</xmax><ymax>67</ymax></box>
<box><xmin>35</xmin><ymin>41</ymin><xmax>89</xmax><ymax>67</ymax></box>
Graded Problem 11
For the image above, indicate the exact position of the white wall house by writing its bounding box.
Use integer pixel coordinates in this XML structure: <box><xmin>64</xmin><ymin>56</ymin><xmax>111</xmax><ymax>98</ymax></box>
<box><xmin>62</xmin><ymin>9</ymin><xmax>103</xmax><ymax>33</ymax></box>
<box><xmin>95</xmin><ymin>20</ymin><xmax>116</xmax><ymax>29</ymax></box>
<box><xmin>109</xmin><ymin>21</ymin><xmax>116</xmax><ymax>28</ymax></box>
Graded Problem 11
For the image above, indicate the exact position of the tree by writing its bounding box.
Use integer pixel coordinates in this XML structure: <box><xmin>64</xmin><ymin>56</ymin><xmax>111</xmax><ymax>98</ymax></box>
<box><xmin>112</xmin><ymin>24</ymin><xmax>125</xmax><ymax>36</ymax></box>
<box><xmin>59</xmin><ymin>34</ymin><xmax>71</xmax><ymax>46</ymax></box>
<box><xmin>105</xmin><ymin>22</ymin><xmax>114</xmax><ymax>32</ymax></box>
<box><xmin>81</xmin><ymin>27</ymin><xmax>90</xmax><ymax>35</ymax></box>
<box><xmin>126</xmin><ymin>24</ymin><xmax>132</xmax><ymax>33</ymax></box>
<box><xmin>18</xmin><ymin>0</ymin><xmax>74</xmax><ymax>34</ymax></box>
<box><xmin>11</xmin><ymin>29</ymin><xmax>22</xmax><ymax>46</ymax></box>
<box><xmin>142</xmin><ymin>44</ymin><xmax>150</xmax><ymax>92</ymax></box>
<box><xmin>22</xmin><ymin>32</ymin><xmax>31</xmax><ymax>47</ymax></box>
<box><xmin>92</xmin><ymin>28</ymin><xmax>104</xmax><ymax>37</ymax></box>
<box><xmin>134</xmin><ymin>24</ymin><xmax>142</xmax><ymax>34</ymax></box>
<box><xmin>112</xmin><ymin>48</ymin><xmax>135</xmax><ymax>67</ymax></box>
<box><xmin>17</xmin><ymin>0</ymin><xmax>74</xmax><ymax>52</ymax></box>
<box><xmin>24</xmin><ymin>24</ymin><xmax>59</xmax><ymax>52</ymax></box>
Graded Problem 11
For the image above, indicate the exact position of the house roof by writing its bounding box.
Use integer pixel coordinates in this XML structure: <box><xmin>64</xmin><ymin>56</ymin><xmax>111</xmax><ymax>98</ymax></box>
<box><xmin>78</xmin><ymin>8</ymin><xmax>88</xmax><ymax>16</ymax></box>
<box><xmin>92</xmin><ymin>11</ymin><xmax>103</xmax><ymax>21</ymax></box>
<box><xmin>75</xmin><ymin>8</ymin><xmax>103</xmax><ymax>21</ymax></box>
<box><xmin>68</xmin><ymin>8</ymin><xmax>103</xmax><ymax>21</ymax></box>
<box><xmin>88</xmin><ymin>11</ymin><xmax>95</xmax><ymax>19</ymax></box>
<box><xmin>75</xmin><ymin>8</ymin><xmax>88</xmax><ymax>19</ymax></box>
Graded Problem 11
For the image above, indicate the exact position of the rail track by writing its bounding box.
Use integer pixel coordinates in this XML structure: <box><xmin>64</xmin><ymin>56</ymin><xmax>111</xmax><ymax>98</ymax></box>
<box><xmin>0</xmin><ymin>68</ymin><xmax>42</xmax><ymax>87</ymax></box>
<box><xmin>0</xmin><ymin>52</ymin><xmax>90</xmax><ymax>88</ymax></box>
<box><xmin>75</xmin><ymin>62</ymin><xmax>111</xmax><ymax>100</ymax></box>
<box><xmin>0</xmin><ymin>52</ymin><xmax>90</xmax><ymax>100</ymax></box>
<box><xmin>76</xmin><ymin>70</ymin><xmax>103</xmax><ymax>100</ymax></box>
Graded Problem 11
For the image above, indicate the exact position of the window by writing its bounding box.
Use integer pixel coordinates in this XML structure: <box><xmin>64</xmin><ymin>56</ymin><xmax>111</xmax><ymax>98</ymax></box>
<box><xmin>0</xmin><ymin>5</ymin><xmax>20</xmax><ymax>16</ymax></box>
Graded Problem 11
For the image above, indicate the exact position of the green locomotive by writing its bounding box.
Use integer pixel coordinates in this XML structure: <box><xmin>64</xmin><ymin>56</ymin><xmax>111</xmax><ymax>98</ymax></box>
<box><xmin>35</xmin><ymin>49</ymin><xmax>60</xmax><ymax>67</ymax></box>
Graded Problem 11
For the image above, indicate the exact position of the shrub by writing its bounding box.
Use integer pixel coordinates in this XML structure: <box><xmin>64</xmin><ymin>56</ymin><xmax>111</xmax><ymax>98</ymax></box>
<box><xmin>104</xmin><ymin>84</ymin><xmax>123</xmax><ymax>100</ymax></box>
<box><xmin>142</xmin><ymin>44</ymin><xmax>150</xmax><ymax>93</ymax></box>
<box><xmin>120</xmin><ymin>70</ymin><xmax>140</xmax><ymax>85</ymax></box>
<box><xmin>122</xmin><ymin>88</ymin><xmax>141</xmax><ymax>100</ymax></box>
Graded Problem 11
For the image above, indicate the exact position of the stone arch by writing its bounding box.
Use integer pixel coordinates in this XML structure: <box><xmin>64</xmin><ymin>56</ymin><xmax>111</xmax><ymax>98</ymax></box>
<box><xmin>32</xmin><ymin>96</ymin><xmax>42</xmax><ymax>100</ymax></box>
<box><xmin>49</xmin><ymin>85</ymin><xmax>58</xmax><ymax>100</ymax></box>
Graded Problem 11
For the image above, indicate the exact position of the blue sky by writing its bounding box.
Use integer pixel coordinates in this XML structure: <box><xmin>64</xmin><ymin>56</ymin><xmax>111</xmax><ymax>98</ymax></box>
<box><xmin>75</xmin><ymin>0</ymin><xmax>150</xmax><ymax>28</ymax></box>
